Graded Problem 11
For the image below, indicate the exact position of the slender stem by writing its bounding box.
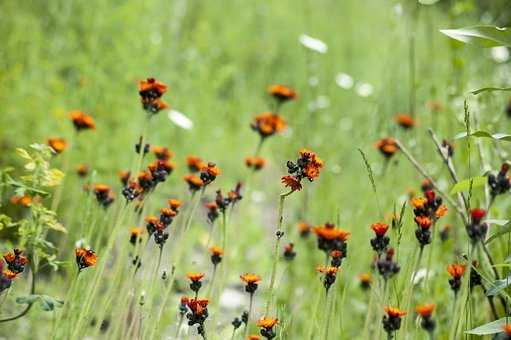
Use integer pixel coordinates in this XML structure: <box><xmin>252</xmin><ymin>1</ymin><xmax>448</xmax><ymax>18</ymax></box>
<box><xmin>243</xmin><ymin>292</ymin><xmax>254</xmax><ymax>338</ymax></box>
<box><xmin>175</xmin><ymin>314</ymin><xmax>184</xmax><ymax>338</ymax></box>
<box><xmin>0</xmin><ymin>259</ymin><xmax>36</xmax><ymax>323</ymax></box>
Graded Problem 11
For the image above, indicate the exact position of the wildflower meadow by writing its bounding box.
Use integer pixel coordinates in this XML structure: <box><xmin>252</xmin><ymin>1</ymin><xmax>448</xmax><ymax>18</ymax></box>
<box><xmin>2</xmin><ymin>1</ymin><xmax>511</xmax><ymax>339</ymax></box>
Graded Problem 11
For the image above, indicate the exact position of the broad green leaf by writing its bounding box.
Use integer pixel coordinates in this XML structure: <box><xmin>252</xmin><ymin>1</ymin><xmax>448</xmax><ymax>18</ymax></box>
<box><xmin>450</xmin><ymin>176</ymin><xmax>486</xmax><ymax>195</ymax></box>
<box><xmin>487</xmin><ymin>275</ymin><xmax>511</xmax><ymax>296</ymax></box>
<box><xmin>440</xmin><ymin>25</ymin><xmax>511</xmax><ymax>47</ymax></box>
<box><xmin>466</xmin><ymin>317</ymin><xmax>509</xmax><ymax>335</ymax></box>
<box><xmin>486</xmin><ymin>222</ymin><xmax>511</xmax><ymax>245</ymax></box>
<box><xmin>455</xmin><ymin>131</ymin><xmax>511</xmax><ymax>142</ymax></box>
<box><xmin>471</xmin><ymin>87</ymin><xmax>511</xmax><ymax>95</ymax></box>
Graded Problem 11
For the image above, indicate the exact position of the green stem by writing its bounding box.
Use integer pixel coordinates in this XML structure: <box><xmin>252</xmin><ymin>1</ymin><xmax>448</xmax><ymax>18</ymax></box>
<box><xmin>243</xmin><ymin>292</ymin><xmax>254</xmax><ymax>338</ymax></box>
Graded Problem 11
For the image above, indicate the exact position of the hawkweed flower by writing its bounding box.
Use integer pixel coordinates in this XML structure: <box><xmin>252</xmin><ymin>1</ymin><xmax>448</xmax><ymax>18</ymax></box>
<box><xmin>10</xmin><ymin>194</ymin><xmax>32</xmax><ymax>207</ymax></box>
<box><xmin>256</xmin><ymin>317</ymin><xmax>279</xmax><ymax>340</ymax></box>
<box><xmin>240</xmin><ymin>273</ymin><xmax>261</xmax><ymax>294</ymax></box>
<box><xmin>370</xmin><ymin>222</ymin><xmax>390</xmax><ymax>255</ymax></box>
<box><xmin>205</xmin><ymin>202</ymin><xmax>219</xmax><ymax>223</ymax></box>
<box><xmin>283</xmin><ymin>243</ymin><xmax>296</xmax><ymax>261</ymax></box>
<box><xmin>267</xmin><ymin>84</ymin><xmax>297</xmax><ymax>103</ymax></box>
<box><xmin>297</xmin><ymin>221</ymin><xmax>312</xmax><ymax>238</ymax></box>
<box><xmin>148</xmin><ymin>159</ymin><xmax>175</xmax><ymax>182</ymax></box>
<box><xmin>245</xmin><ymin>156</ymin><xmax>266</xmax><ymax>171</ymax></box>
<box><xmin>488</xmin><ymin>163</ymin><xmax>511</xmax><ymax>198</ymax></box>
<box><xmin>447</xmin><ymin>263</ymin><xmax>466</xmax><ymax>294</ymax></box>
<box><xmin>466</xmin><ymin>208</ymin><xmax>488</xmax><ymax>243</ymax></box>
<box><xmin>375</xmin><ymin>138</ymin><xmax>398</xmax><ymax>158</ymax></box>
<box><xmin>179</xmin><ymin>296</ymin><xmax>189</xmax><ymax>316</ymax></box>
<box><xmin>317</xmin><ymin>266</ymin><xmax>339</xmax><ymax>292</ymax></box>
<box><xmin>47</xmin><ymin>137</ymin><xmax>67</xmax><ymax>154</ymax></box>
<box><xmin>248</xmin><ymin>335</ymin><xmax>261</xmax><ymax>340</ymax></box>
<box><xmin>151</xmin><ymin>146</ymin><xmax>173</xmax><ymax>160</ymax></box>
<box><xmin>251</xmin><ymin>112</ymin><xmax>287</xmax><ymax>139</ymax></box>
<box><xmin>228</xmin><ymin>183</ymin><xmax>243</xmax><ymax>205</ymax></box>
<box><xmin>0</xmin><ymin>261</ymin><xmax>15</xmax><ymax>293</ymax></box>
<box><xmin>118</xmin><ymin>170</ymin><xmax>130</xmax><ymax>186</ymax></box>
<box><xmin>420</xmin><ymin>179</ymin><xmax>433</xmax><ymax>193</ymax></box>
<box><xmin>187</xmin><ymin>155</ymin><xmax>206</xmax><ymax>173</ymax></box>
<box><xmin>500</xmin><ymin>324</ymin><xmax>511</xmax><ymax>340</ymax></box>
<box><xmin>160</xmin><ymin>207</ymin><xmax>177</xmax><ymax>226</ymax></box>
<box><xmin>358</xmin><ymin>273</ymin><xmax>372</xmax><ymax>290</ymax></box>
<box><xmin>186</xmin><ymin>272</ymin><xmax>205</xmax><ymax>294</ymax></box>
<box><xmin>394</xmin><ymin>113</ymin><xmax>415</xmax><ymax>129</ymax></box>
<box><xmin>382</xmin><ymin>306</ymin><xmax>406</xmax><ymax>338</ymax></box>
<box><xmin>416</xmin><ymin>304</ymin><xmax>436</xmax><ymax>334</ymax></box>
<box><xmin>93</xmin><ymin>184</ymin><xmax>115</xmax><ymax>208</ymax></box>
<box><xmin>282</xmin><ymin>149</ymin><xmax>324</xmax><ymax>192</ymax></box>
<box><xmin>122</xmin><ymin>181</ymin><xmax>142</xmax><ymax>202</ymax></box>
<box><xmin>168</xmin><ymin>199</ymin><xmax>182</xmax><ymax>212</ymax></box>
<box><xmin>411</xmin><ymin>189</ymin><xmax>447</xmax><ymax>222</ymax></box>
<box><xmin>313</xmin><ymin>223</ymin><xmax>350</xmax><ymax>256</ymax></box>
<box><xmin>129</xmin><ymin>227</ymin><xmax>143</xmax><ymax>245</ymax></box>
<box><xmin>330</xmin><ymin>250</ymin><xmax>343</xmax><ymax>267</ymax></box>
<box><xmin>75</xmin><ymin>248</ymin><xmax>97</xmax><ymax>271</ymax></box>
<box><xmin>185</xmin><ymin>298</ymin><xmax>209</xmax><ymax>339</ymax></box>
<box><xmin>76</xmin><ymin>164</ymin><xmax>89</xmax><ymax>177</ymax></box>
<box><xmin>70</xmin><ymin>110</ymin><xmax>96</xmax><ymax>131</ymax></box>
<box><xmin>200</xmin><ymin>162</ymin><xmax>220</xmax><ymax>186</ymax></box>
<box><xmin>145</xmin><ymin>216</ymin><xmax>161</xmax><ymax>236</ymax></box>
<box><xmin>3</xmin><ymin>249</ymin><xmax>28</xmax><ymax>274</ymax></box>
<box><xmin>139</xmin><ymin>78</ymin><xmax>168</xmax><ymax>114</ymax></box>
<box><xmin>184</xmin><ymin>175</ymin><xmax>204</xmax><ymax>192</ymax></box>
<box><xmin>376</xmin><ymin>248</ymin><xmax>400</xmax><ymax>281</ymax></box>
<box><xmin>137</xmin><ymin>170</ymin><xmax>154</xmax><ymax>191</ymax></box>
<box><xmin>414</xmin><ymin>216</ymin><xmax>433</xmax><ymax>248</ymax></box>
<box><xmin>209</xmin><ymin>246</ymin><xmax>223</xmax><ymax>266</ymax></box>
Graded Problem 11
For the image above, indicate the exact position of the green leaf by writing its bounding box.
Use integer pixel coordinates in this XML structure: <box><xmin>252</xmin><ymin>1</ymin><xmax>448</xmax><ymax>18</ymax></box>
<box><xmin>454</xmin><ymin>131</ymin><xmax>511</xmax><ymax>142</ymax></box>
<box><xmin>487</xmin><ymin>275</ymin><xmax>511</xmax><ymax>296</ymax></box>
<box><xmin>486</xmin><ymin>221</ymin><xmax>511</xmax><ymax>245</ymax></box>
<box><xmin>466</xmin><ymin>317</ymin><xmax>509</xmax><ymax>335</ymax></box>
<box><xmin>471</xmin><ymin>87</ymin><xmax>511</xmax><ymax>95</ymax></box>
<box><xmin>450</xmin><ymin>176</ymin><xmax>486</xmax><ymax>195</ymax></box>
<box><xmin>16</xmin><ymin>294</ymin><xmax>63</xmax><ymax>311</ymax></box>
<box><xmin>440</xmin><ymin>25</ymin><xmax>511</xmax><ymax>47</ymax></box>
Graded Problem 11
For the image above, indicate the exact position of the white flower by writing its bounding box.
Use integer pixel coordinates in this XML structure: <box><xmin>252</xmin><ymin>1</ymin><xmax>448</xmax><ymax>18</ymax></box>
<box><xmin>168</xmin><ymin>110</ymin><xmax>193</xmax><ymax>130</ymax></box>
<box><xmin>335</xmin><ymin>73</ymin><xmax>354</xmax><ymax>89</ymax></box>
<box><xmin>355</xmin><ymin>82</ymin><xmax>374</xmax><ymax>97</ymax></box>
<box><xmin>491</xmin><ymin>46</ymin><xmax>509</xmax><ymax>63</ymax></box>
<box><xmin>299</xmin><ymin>34</ymin><xmax>328</xmax><ymax>54</ymax></box>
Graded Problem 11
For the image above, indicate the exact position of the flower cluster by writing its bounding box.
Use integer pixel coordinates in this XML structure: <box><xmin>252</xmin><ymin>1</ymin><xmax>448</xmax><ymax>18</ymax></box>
<box><xmin>3</xmin><ymin>249</ymin><xmax>29</xmax><ymax>274</ymax></box>
<box><xmin>394</xmin><ymin>113</ymin><xmax>415</xmax><ymax>129</ymax></box>
<box><xmin>375</xmin><ymin>138</ymin><xmax>398</xmax><ymax>158</ymax></box>
<box><xmin>267</xmin><ymin>84</ymin><xmax>297</xmax><ymax>104</ymax></box>
<box><xmin>488</xmin><ymin>163</ymin><xmax>511</xmax><ymax>198</ymax></box>
<box><xmin>251</xmin><ymin>112</ymin><xmax>287</xmax><ymax>139</ymax></box>
<box><xmin>138</xmin><ymin>78</ymin><xmax>169</xmax><ymax>114</ymax></box>
<box><xmin>256</xmin><ymin>317</ymin><xmax>279</xmax><ymax>339</ymax></box>
<box><xmin>313</xmin><ymin>223</ymin><xmax>350</xmax><ymax>256</ymax></box>
<box><xmin>466</xmin><ymin>208</ymin><xmax>488</xmax><ymax>243</ymax></box>
<box><xmin>370</xmin><ymin>222</ymin><xmax>390</xmax><ymax>255</ymax></box>
<box><xmin>184</xmin><ymin>162</ymin><xmax>220</xmax><ymax>192</ymax></box>
<box><xmin>0</xmin><ymin>260</ymin><xmax>18</xmax><ymax>293</ymax></box>
<box><xmin>447</xmin><ymin>263</ymin><xmax>466</xmax><ymax>294</ymax></box>
<box><xmin>183</xmin><ymin>273</ymin><xmax>209</xmax><ymax>339</ymax></box>
<box><xmin>75</xmin><ymin>248</ymin><xmax>97</xmax><ymax>272</ymax></box>
<box><xmin>411</xmin><ymin>189</ymin><xmax>447</xmax><ymax>248</ymax></box>
<box><xmin>382</xmin><ymin>306</ymin><xmax>406</xmax><ymax>337</ymax></box>
<box><xmin>317</xmin><ymin>266</ymin><xmax>339</xmax><ymax>292</ymax></box>
<box><xmin>144</xmin><ymin>199</ymin><xmax>181</xmax><ymax>249</ymax></box>
<box><xmin>282</xmin><ymin>149</ymin><xmax>323</xmax><ymax>191</ymax></box>
<box><xmin>240</xmin><ymin>273</ymin><xmax>261</xmax><ymax>294</ymax></box>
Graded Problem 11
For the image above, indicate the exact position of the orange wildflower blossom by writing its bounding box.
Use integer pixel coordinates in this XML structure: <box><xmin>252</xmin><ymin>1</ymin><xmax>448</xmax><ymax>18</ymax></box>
<box><xmin>209</xmin><ymin>246</ymin><xmax>224</xmax><ymax>266</ymax></box>
<box><xmin>168</xmin><ymin>199</ymin><xmax>182</xmax><ymax>212</ymax></box>
<box><xmin>93</xmin><ymin>184</ymin><xmax>115</xmax><ymax>208</ymax></box>
<box><xmin>118</xmin><ymin>170</ymin><xmax>130</xmax><ymax>186</ymax></box>
<box><xmin>76</xmin><ymin>164</ymin><xmax>89</xmax><ymax>177</ymax></box>
<box><xmin>412</xmin><ymin>189</ymin><xmax>447</xmax><ymax>225</ymax></box>
<box><xmin>247</xmin><ymin>336</ymin><xmax>261</xmax><ymax>340</ymax></box>
<box><xmin>199</xmin><ymin>162</ymin><xmax>220</xmax><ymax>186</ymax></box>
<box><xmin>282</xmin><ymin>149</ymin><xmax>323</xmax><ymax>192</ymax></box>
<box><xmin>370</xmin><ymin>222</ymin><xmax>390</xmax><ymax>254</ymax></box>
<box><xmin>251</xmin><ymin>112</ymin><xmax>287</xmax><ymax>139</ymax></box>
<box><xmin>502</xmin><ymin>324</ymin><xmax>511</xmax><ymax>337</ymax></box>
<box><xmin>185</xmin><ymin>298</ymin><xmax>209</xmax><ymax>338</ymax></box>
<box><xmin>383</xmin><ymin>306</ymin><xmax>406</xmax><ymax>336</ymax></box>
<box><xmin>129</xmin><ymin>227</ymin><xmax>143</xmax><ymax>245</ymax></box>
<box><xmin>184</xmin><ymin>175</ymin><xmax>204</xmax><ymax>192</ymax></box>
<box><xmin>186</xmin><ymin>272</ymin><xmax>205</xmax><ymax>293</ymax></box>
<box><xmin>297</xmin><ymin>221</ymin><xmax>312</xmax><ymax>238</ymax></box>
<box><xmin>313</xmin><ymin>223</ymin><xmax>350</xmax><ymax>255</ymax></box>
<box><xmin>283</xmin><ymin>243</ymin><xmax>296</xmax><ymax>261</ymax></box>
<box><xmin>414</xmin><ymin>216</ymin><xmax>433</xmax><ymax>248</ymax></box>
<box><xmin>151</xmin><ymin>145</ymin><xmax>173</xmax><ymax>160</ymax></box>
<box><xmin>75</xmin><ymin>248</ymin><xmax>97</xmax><ymax>271</ymax></box>
<box><xmin>447</xmin><ymin>264</ymin><xmax>466</xmax><ymax>294</ymax></box>
<box><xmin>47</xmin><ymin>137</ymin><xmax>67</xmax><ymax>154</ymax></box>
<box><xmin>394</xmin><ymin>113</ymin><xmax>415</xmax><ymax>129</ymax></box>
<box><xmin>10</xmin><ymin>194</ymin><xmax>32</xmax><ymax>207</ymax></box>
<box><xmin>256</xmin><ymin>317</ymin><xmax>279</xmax><ymax>339</ymax></box>
<box><xmin>205</xmin><ymin>201</ymin><xmax>219</xmax><ymax>223</ymax></box>
<box><xmin>245</xmin><ymin>156</ymin><xmax>266</xmax><ymax>171</ymax></box>
<box><xmin>0</xmin><ymin>263</ymin><xmax>16</xmax><ymax>293</ymax></box>
<box><xmin>139</xmin><ymin>78</ymin><xmax>169</xmax><ymax>114</ymax></box>
<box><xmin>375</xmin><ymin>137</ymin><xmax>398</xmax><ymax>158</ymax></box>
<box><xmin>317</xmin><ymin>265</ymin><xmax>339</xmax><ymax>291</ymax></box>
<box><xmin>358</xmin><ymin>273</ymin><xmax>372</xmax><ymax>290</ymax></box>
<box><xmin>3</xmin><ymin>249</ymin><xmax>28</xmax><ymax>274</ymax></box>
<box><xmin>70</xmin><ymin>110</ymin><xmax>96</xmax><ymax>131</ymax></box>
<box><xmin>186</xmin><ymin>155</ymin><xmax>206</xmax><ymax>173</ymax></box>
<box><xmin>267</xmin><ymin>84</ymin><xmax>297</xmax><ymax>103</ymax></box>
<box><xmin>240</xmin><ymin>273</ymin><xmax>261</xmax><ymax>294</ymax></box>
<box><xmin>416</xmin><ymin>304</ymin><xmax>436</xmax><ymax>333</ymax></box>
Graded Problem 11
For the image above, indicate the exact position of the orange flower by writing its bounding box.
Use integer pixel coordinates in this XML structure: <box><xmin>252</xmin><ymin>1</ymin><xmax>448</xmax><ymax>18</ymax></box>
<box><xmin>69</xmin><ymin>110</ymin><xmax>96</xmax><ymax>131</ymax></box>
<box><xmin>247</xmin><ymin>336</ymin><xmax>261</xmax><ymax>340</ymax></box>
<box><xmin>186</xmin><ymin>155</ymin><xmax>206</xmax><ymax>173</ymax></box>
<box><xmin>358</xmin><ymin>273</ymin><xmax>372</xmax><ymax>284</ymax></box>
<box><xmin>3</xmin><ymin>270</ymin><xmax>17</xmax><ymax>280</ymax></box>
<box><xmin>411</xmin><ymin>197</ymin><xmax>427</xmax><ymax>209</ymax></box>
<box><xmin>317</xmin><ymin>266</ymin><xmax>338</xmax><ymax>275</ymax></box>
<box><xmin>297</xmin><ymin>221</ymin><xmax>312</xmax><ymax>237</ymax></box>
<box><xmin>447</xmin><ymin>264</ymin><xmax>466</xmax><ymax>279</ymax></box>
<box><xmin>375</xmin><ymin>138</ymin><xmax>398</xmax><ymax>158</ymax></box>
<box><xmin>267</xmin><ymin>84</ymin><xmax>297</xmax><ymax>102</ymax></box>
<box><xmin>93</xmin><ymin>184</ymin><xmax>111</xmax><ymax>195</ymax></box>
<box><xmin>76</xmin><ymin>164</ymin><xmax>89</xmax><ymax>177</ymax></box>
<box><xmin>3</xmin><ymin>249</ymin><xmax>28</xmax><ymax>274</ymax></box>
<box><xmin>186</xmin><ymin>298</ymin><xmax>209</xmax><ymax>316</ymax></box>
<box><xmin>186</xmin><ymin>272</ymin><xmax>205</xmax><ymax>282</ymax></box>
<box><xmin>129</xmin><ymin>227</ymin><xmax>143</xmax><ymax>245</ymax></box>
<box><xmin>168</xmin><ymin>199</ymin><xmax>182</xmax><ymax>210</ymax></box>
<box><xmin>435</xmin><ymin>205</ymin><xmax>448</xmax><ymax>218</ymax></box>
<box><xmin>245</xmin><ymin>156</ymin><xmax>266</xmax><ymax>171</ymax></box>
<box><xmin>10</xmin><ymin>195</ymin><xmax>32</xmax><ymax>207</ymax></box>
<box><xmin>47</xmin><ymin>138</ymin><xmax>67</xmax><ymax>154</ymax></box>
<box><xmin>240</xmin><ymin>273</ymin><xmax>261</xmax><ymax>284</ymax></box>
<box><xmin>203</xmin><ymin>162</ymin><xmax>221</xmax><ymax>178</ymax></box>
<box><xmin>394</xmin><ymin>113</ymin><xmax>415</xmax><ymax>129</ymax></box>
<box><xmin>384</xmin><ymin>306</ymin><xmax>407</xmax><ymax>318</ymax></box>
<box><xmin>299</xmin><ymin>149</ymin><xmax>324</xmax><ymax>181</ymax></box>
<box><xmin>371</xmin><ymin>222</ymin><xmax>389</xmax><ymax>236</ymax></box>
<box><xmin>142</xmin><ymin>97</ymin><xmax>169</xmax><ymax>113</ymax></box>
<box><xmin>416</xmin><ymin>304</ymin><xmax>435</xmax><ymax>317</ymax></box>
<box><xmin>502</xmin><ymin>324</ymin><xmax>511</xmax><ymax>336</ymax></box>
<box><xmin>151</xmin><ymin>146</ymin><xmax>173</xmax><ymax>160</ymax></box>
<box><xmin>184</xmin><ymin>175</ymin><xmax>204</xmax><ymax>191</ymax></box>
<box><xmin>160</xmin><ymin>207</ymin><xmax>177</xmax><ymax>218</ymax></box>
<box><xmin>313</xmin><ymin>224</ymin><xmax>351</xmax><ymax>241</ymax></box>
<box><xmin>251</xmin><ymin>112</ymin><xmax>287</xmax><ymax>138</ymax></box>
<box><xmin>75</xmin><ymin>248</ymin><xmax>97</xmax><ymax>270</ymax></box>
<box><xmin>256</xmin><ymin>317</ymin><xmax>279</xmax><ymax>329</ymax></box>
<box><xmin>118</xmin><ymin>170</ymin><xmax>130</xmax><ymax>185</ymax></box>
<box><xmin>139</xmin><ymin>78</ymin><xmax>167</xmax><ymax>99</ymax></box>
<box><xmin>281</xmin><ymin>175</ymin><xmax>302</xmax><ymax>191</ymax></box>
<box><xmin>415</xmin><ymin>216</ymin><xmax>432</xmax><ymax>229</ymax></box>
<box><xmin>209</xmin><ymin>246</ymin><xmax>224</xmax><ymax>257</ymax></box>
